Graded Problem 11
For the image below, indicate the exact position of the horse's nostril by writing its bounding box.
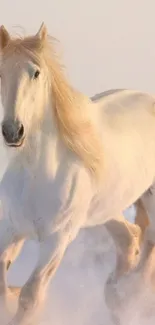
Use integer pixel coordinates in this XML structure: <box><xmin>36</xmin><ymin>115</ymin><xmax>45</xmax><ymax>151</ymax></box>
<box><xmin>18</xmin><ymin>124</ymin><xmax>24</xmax><ymax>138</ymax></box>
<box><xmin>2</xmin><ymin>125</ymin><xmax>6</xmax><ymax>137</ymax></box>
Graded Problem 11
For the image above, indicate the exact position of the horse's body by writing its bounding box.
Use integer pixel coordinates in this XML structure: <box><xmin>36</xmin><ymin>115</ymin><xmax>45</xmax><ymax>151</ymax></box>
<box><xmin>89</xmin><ymin>90</ymin><xmax>155</xmax><ymax>225</ymax></box>
<box><xmin>0</xmin><ymin>23</ymin><xmax>154</xmax><ymax>325</ymax></box>
<box><xmin>1</xmin><ymin>89</ymin><xmax>154</xmax><ymax>238</ymax></box>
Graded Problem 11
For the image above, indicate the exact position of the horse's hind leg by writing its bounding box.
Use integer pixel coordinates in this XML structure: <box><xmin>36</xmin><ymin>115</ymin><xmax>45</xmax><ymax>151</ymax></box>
<box><xmin>105</xmin><ymin>215</ymin><xmax>141</xmax><ymax>276</ymax></box>
<box><xmin>104</xmin><ymin>215</ymin><xmax>141</xmax><ymax>323</ymax></box>
<box><xmin>135</xmin><ymin>198</ymin><xmax>149</xmax><ymax>244</ymax></box>
<box><xmin>135</xmin><ymin>187</ymin><xmax>155</xmax><ymax>286</ymax></box>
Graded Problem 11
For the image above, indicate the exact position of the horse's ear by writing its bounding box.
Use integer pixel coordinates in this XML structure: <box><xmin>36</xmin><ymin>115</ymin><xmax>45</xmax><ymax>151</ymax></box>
<box><xmin>0</xmin><ymin>25</ymin><xmax>10</xmax><ymax>51</ymax></box>
<box><xmin>36</xmin><ymin>22</ymin><xmax>47</xmax><ymax>42</ymax></box>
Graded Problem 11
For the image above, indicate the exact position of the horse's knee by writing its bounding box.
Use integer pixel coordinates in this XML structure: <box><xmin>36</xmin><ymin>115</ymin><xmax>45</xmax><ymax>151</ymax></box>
<box><xmin>8</xmin><ymin>240</ymin><xmax>24</xmax><ymax>265</ymax></box>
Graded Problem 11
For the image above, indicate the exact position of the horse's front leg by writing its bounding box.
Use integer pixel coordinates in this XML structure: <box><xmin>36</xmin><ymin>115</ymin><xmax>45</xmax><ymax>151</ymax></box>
<box><xmin>8</xmin><ymin>230</ymin><xmax>72</xmax><ymax>325</ymax></box>
<box><xmin>8</xmin><ymin>168</ymin><xmax>92</xmax><ymax>325</ymax></box>
<box><xmin>7</xmin><ymin>240</ymin><xmax>25</xmax><ymax>271</ymax></box>
<box><xmin>0</xmin><ymin>219</ymin><xmax>20</xmax><ymax>309</ymax></box>
<box><xmin>7</xmin><ymin>240</ymin><xmax>25</xmax><ymax>296</ymax></box>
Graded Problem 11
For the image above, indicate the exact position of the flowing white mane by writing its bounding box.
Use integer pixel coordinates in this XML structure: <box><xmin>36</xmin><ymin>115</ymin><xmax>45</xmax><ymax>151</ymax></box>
<box><xmin>0</xmin><ymin>27</ymin><xmax>104</xmax><ymax>178</ymax></box>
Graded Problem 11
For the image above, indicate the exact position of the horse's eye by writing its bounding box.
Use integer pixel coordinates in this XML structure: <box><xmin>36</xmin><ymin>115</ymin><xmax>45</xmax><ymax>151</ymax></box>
<box><xmin>33</xmin><ymin>70</ymin><xmax>40</xmax><ymax>79</ymax></box>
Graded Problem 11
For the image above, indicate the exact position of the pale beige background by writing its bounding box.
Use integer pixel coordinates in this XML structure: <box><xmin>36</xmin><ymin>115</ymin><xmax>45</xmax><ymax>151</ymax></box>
<box><xmin>1</xmin><ymin>0</ymin><xmax>155</xmax><ymax>96</ymax></box>
<box><xmin>0</xmin><ymin>2</ymin><xmax>155</xmax><ymax>324</ymax></box>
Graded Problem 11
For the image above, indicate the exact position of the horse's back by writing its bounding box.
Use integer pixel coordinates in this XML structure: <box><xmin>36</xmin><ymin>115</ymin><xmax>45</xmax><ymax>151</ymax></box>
<box><xmin>91</xmin><ymin>89</ymin><xmax>125</xmax><ymax>102</ymax></box>
<box><xmin>92</xmin><ymin>89</ymin><xmax>155</xmax><ymax>130</ymax></box>
<box><xmin>91</xmin><ymin>88</ymin><xmax>155</xmax><ymax>107</ymax></box>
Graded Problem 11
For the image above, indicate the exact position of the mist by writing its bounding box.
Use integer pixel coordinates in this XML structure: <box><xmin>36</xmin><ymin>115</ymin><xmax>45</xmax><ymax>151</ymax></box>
<box><xmin>0</xmin><ymin>211</ymin><xmax>154</xmax><ymax>325</ymax></box>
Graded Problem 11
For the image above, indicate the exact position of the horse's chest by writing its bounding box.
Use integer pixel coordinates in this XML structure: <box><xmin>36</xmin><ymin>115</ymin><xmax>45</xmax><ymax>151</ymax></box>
<box><xmin>22</xmin><ymin>179</ymin><xmax>62</xmax><ymax>219</ymax></box>
<box><xmin>2</xmin><ymin>171</ymin><xmax>69</xmax><ymax>237</ymax></box>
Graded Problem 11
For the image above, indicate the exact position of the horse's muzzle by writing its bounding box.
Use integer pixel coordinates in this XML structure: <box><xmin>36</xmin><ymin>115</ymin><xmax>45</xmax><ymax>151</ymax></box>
<box><xmin>1</xmin><ymin>119</ymin><xmax>25</xmax><ymax>147</ymax></box>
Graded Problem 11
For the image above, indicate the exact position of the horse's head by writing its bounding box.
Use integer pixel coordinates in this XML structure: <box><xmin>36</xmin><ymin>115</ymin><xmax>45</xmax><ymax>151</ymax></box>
<box><xmin>0</xmin><ymin>23</ymin><xmax>103</xmax><ymax>178</ymax></box>
<box><xmin>0</xmin><ymin>23</ymin><xmax>50</xmax><ymax>148</ymax></box>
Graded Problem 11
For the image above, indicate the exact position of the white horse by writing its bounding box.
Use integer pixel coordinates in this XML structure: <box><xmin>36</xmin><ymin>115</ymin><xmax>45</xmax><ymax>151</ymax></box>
<box><xmin>0</xmin><ymin>22</ymin><xmax>154</xmax><ymax>325</ymax></box>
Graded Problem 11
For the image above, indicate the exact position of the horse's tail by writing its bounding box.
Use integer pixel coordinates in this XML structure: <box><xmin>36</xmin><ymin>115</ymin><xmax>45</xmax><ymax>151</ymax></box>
<box><xmin>134</xmin><ymin>199</ymin><xmax>149</xmax><ymax>244</ymax></box>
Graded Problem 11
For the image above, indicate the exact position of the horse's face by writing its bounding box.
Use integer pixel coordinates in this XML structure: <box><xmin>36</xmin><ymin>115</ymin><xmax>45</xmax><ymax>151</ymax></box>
<box><xmin>0</xmin><ymin>25</ymin><xmax>49</xmax><ymax>148</ymax></box>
